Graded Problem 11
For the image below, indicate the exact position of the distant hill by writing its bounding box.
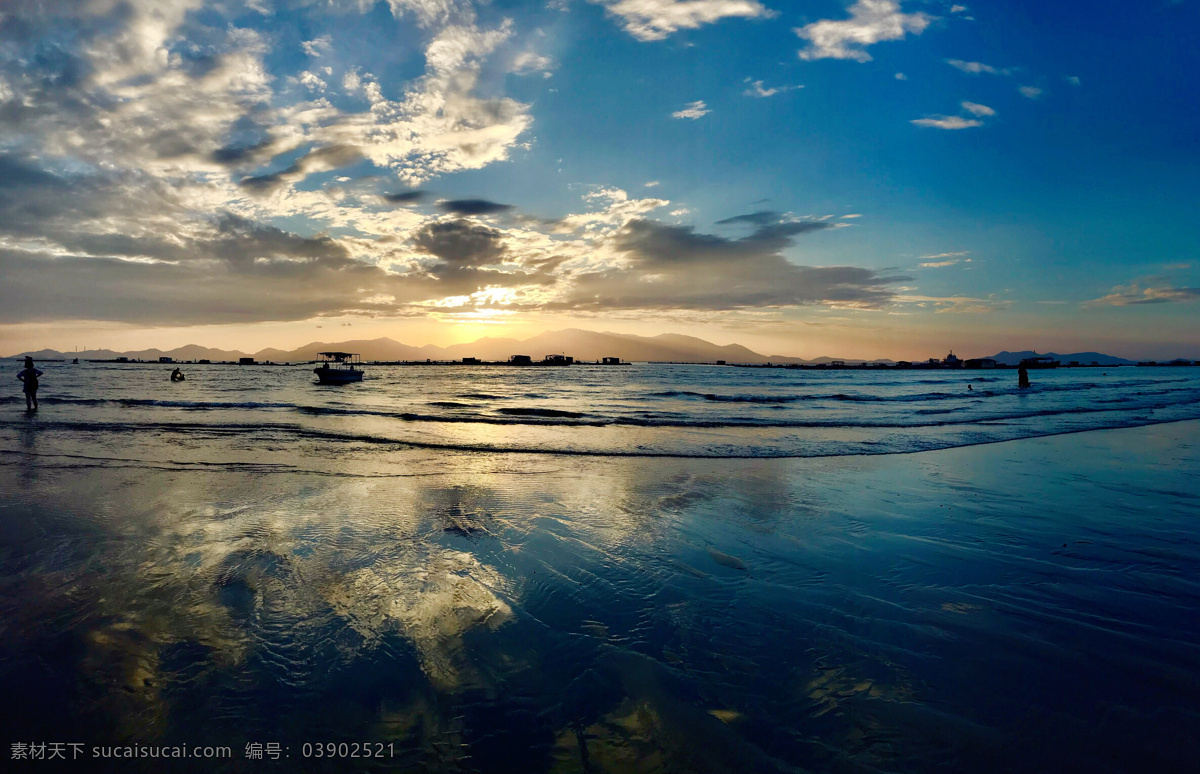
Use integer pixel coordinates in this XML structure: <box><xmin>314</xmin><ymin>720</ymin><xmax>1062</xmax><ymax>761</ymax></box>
<box><xmin>6</xmin><ymin>337</ymin><xmax>1146</xmax><ymax>366</ymax></box>
<box><xmin>8</xmin><ymin>345</ymin><xmax>249</xmax><ymax>362</ymax></box>
<box><xmin>984</xmin><ymin>350</ymin><xmax>1136</xmax><ymax>366</ymax></box>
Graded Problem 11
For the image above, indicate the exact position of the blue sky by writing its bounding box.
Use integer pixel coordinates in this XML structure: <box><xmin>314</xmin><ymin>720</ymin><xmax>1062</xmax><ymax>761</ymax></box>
<box><xmin>0</xmin><ymin>0</ymin><xmax>1196</xmax><ymax>358</ymax></box>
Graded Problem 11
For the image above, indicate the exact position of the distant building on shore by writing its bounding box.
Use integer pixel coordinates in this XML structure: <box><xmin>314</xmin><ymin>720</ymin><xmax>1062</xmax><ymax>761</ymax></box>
<box><xmin>462</xmin><ymin>357</ymin><xmax>480</xmax><ymax>364</ymax></box>
<box><xmin>602</xmin><ymin>357</ymin><xmax>621</xmax><ymax>365</ymax></box>
<box><xmin>509</xmin><ymin>355</ymin><xmax>532</xmax><ymax>365</ymax></box>
<box><xmin>964</xmin><ymin>358</ymin><xmax>997</xmax><ymax>369</ymax></box>
<box><xmin>239</xmin><ymin>357</ymin><xmax>256</xmax><ymax>365</ymax></box>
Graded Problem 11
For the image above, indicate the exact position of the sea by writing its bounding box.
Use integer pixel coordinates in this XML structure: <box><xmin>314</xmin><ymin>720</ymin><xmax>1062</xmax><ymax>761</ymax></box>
<box><xmin>1</xmin><ymin>362</ymin><xmax>1198</xmax><ymax>772</ymax></box>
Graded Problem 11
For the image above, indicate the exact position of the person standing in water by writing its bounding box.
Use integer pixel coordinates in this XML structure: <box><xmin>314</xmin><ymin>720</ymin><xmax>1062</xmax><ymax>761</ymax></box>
<box><xmin>170</xmin><ymin>367</ymin><xmax>185</xmax><ymax>382</ymax></box>
<box><xmin>17</xmin><ymin>356</ymin><xmax>43</xmax><ymax>410</ymax></box>
<box><xmin>1018</xmin><ymin>365</ymin><xmax>1030</xmax><ymax>389</ymax></box>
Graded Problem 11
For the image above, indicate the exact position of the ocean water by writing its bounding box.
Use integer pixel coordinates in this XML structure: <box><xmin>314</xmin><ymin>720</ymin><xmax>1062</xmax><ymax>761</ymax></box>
<box><xmin>3</xmin><ymin>361</ymin><xmax>1199</xmax><ymax>462</ymax></box>
<box><xmin>1</xmin><ymin>362</ymin><xmax>1198</xmax><ymax>772</ymax></box>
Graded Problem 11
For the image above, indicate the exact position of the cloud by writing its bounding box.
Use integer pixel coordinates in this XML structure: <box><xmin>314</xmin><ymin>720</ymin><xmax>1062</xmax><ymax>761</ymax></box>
<box><xmin>239</xmin><ymin>145</ymin><xmax>365</xmax><ymax>195</ymax></box>
<box><xmin>437</xmin><ymin>199</ymin><xmax>515</xmax><ymax>215</ymax></box>
<box><xmin>302</xmin><ymin>36</ymin><xmax>333</xmax><ymax>57</ymax></box>
<box><xmin>743</xmin><ymin>79</ymin><xmax>802</xmax><ymax>98</ymax></box>
<box><xmin>895</xmin><ymin>72</ymin><xmax>907</xmax><ymax>80</ymax></box>
<box><xmin>297</xmin><ymin>71</ymin><xmax>327</xmax><ymax>92</ymax></box>
<box><xmin>0</xmin><ymin>5</ymin><xmax>914</xmax><ymax>329</ymax></box>
<box><xmin>1065</xmin><ymin>75</ymin><xmax>1081</xmax><ymax>86</ymax></box>
<box><xmin>672</xmin><ymin>100</ymin><xmax>711</xmax><ymax>119</ymax></box>
<box><xmin>644</xmin><ymin>181</ymin><xmax>661</xmax><ymax>187</ymax></box>
<box><xmin>961</xmin><ymin>101</ymin><xmax>995</xmax><ymax>116</ymax></box>
<box><xmin>716</xmin><ymin>210</ymin><xmax>785</xmax><ymax>226</ymax></box>
<box><xmin>1084</xmin><ymin>282</ymin><xmax>1200</xmax><ymax>307</ymax></box>
<box><xmin>511</xmin><ymin>50</ymin><xmax>554</xmax><ymax>77</ymax></box>
<box><xmin>411</xmin><ymin>218</ymin><xmax>508</xmax><ymax>268</ymax></box>
<box><xmin>1019</xmin><ymin>85</ymin><xmax>1043</xmax><ymax>99</ymax></box>
<box><xmin>896</xmin><ymin>294</ymin><xmax>1009</xmax><ymax>313</ymax></box>
<box><xmin>590</xmin><ymin>0</ymin><xmax>775</xmax><ymax>42</ymax></box>
<box><xmin>553</xmin><ymin>215</ymin><xmax>907</xmax><ymax>312</ymax></box>
<box><xmin>381</xmin><ymin>191</ymin><xmax>426</xmax><ymax>205</ymax></box>
<box><xmin>911</xmin><ymin>115</ymin><xmax>982</xmax><ymax>129</ymax></box>
<box><xmin>946</xmin><ymin>59</ymin><xmax>1004</xmax><ymax>75</ymax></box>
<box><xmin>950</xmin><ymin>4</ymin><xmax>967</xmax><ymax>12</ymax></box>
<box><xmin>917</xmin><ymin>250</ymin><xmax>973</xmax><ymax>269</ymax></box>
<box><xmin>796</xmin><ymin>1</ymin><xmax>931</xmax><ymax>63</ymax></box>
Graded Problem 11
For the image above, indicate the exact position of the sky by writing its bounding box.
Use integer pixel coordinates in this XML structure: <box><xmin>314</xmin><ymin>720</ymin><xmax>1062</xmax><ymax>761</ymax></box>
<box><xmin>1</xmin><ymin>0</ymin><xmax>1197</xmax><ymax>360</ymax></box>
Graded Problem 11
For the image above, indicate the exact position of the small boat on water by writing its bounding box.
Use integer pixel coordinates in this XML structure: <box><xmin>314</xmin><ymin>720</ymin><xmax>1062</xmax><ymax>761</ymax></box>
<box><xmin>314</xmin><ymin>352</ymin><xmax>364</xmax><ymax>384</ymax></box>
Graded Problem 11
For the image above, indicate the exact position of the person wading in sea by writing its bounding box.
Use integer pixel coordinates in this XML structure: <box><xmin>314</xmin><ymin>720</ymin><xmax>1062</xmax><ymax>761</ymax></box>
<box><xmin>17</xmin><ymin>356</ymin><xmax>43</xmax><ymax>411</ymax></box>
<box><xmin>1018</xmin><ymin>365</ymin><xmax>1031</xmax><ymax>389</ymax></box>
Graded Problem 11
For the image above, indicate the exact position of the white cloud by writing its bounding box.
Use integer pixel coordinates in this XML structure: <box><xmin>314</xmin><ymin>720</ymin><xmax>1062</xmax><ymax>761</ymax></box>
<box><xmin>1084</xmin><ymin>282</ymin><xmax>1200</xmax><ymax>307</ymax></box>
<box><xmin>918</xmin><ymin>254</ymin><xmax>973</xmax><ymax>268</ymax></box>
<box><xmin>896</xmin><ymin>294</ymin><xmax>1008</xmax><ymax>313</ymax></box>
<box><xmin>796</xmin><ymin>1</ymin><xmax>931</xmax><ymax>63</ymax></box>
<box><xmin>946</xmin><ymin>59</ymin><xmax>1003</xmax><ymax>75</ymax></box>
<box><xmin>950</xmin><ymin>4</ymin><xmax>967</xmax><ymax>12</ymax></box>
<box><xmin>895</xmin><ymin>72</ymin><xmax>907</xmax><ymax>80</ymax></box>
<box><xmin>672</xmin><ymin>100</ymin><xmax>710</xmax><ymax>119</ymax></box>
<box><xmin>961</xmin><ymin>101</ymin><xmax>994</xmax><ymax>116</ymax></box>
<box><xmin>1019</xmin><ymin>85</ymin><xmax>1043</xmax><ymax>99</ymax></box>
<box><xmin>1065</xmin><ymin>75</ymin><xmax>1081</xmax><ymax>86</ymax></box>
<box><xmin>511</xmin><ymin>50</ymin><xmax>555</xmax><ymax>77</ymax></box>
<box><xmin>911</xmin><ymin>115</ymin><xmax>982</xmax><ymax>129</ymax></box>
<box><xmin>385</xmin><ymin>0</ymin><xmax>475</xmax><ymax>29</ymax></box>
<box><xmin>644</xmin><ymin>181</ymin><xmax>661</xmax><ymax>187</ymax></box>
<box><xmin>302</xmin><ymin>35</ymin><xmax>333</xmax><ymax>57</ymax></box>
<box><xmin>298</xmin><ymin>71</ymin><xmax>327</xmax><ymax>92</ymax></box>
<box><xmin>743</xmin><ymin>79</ymin><xmax>802</xmax><ymax>98</ymax></box>
<box><xmin>590</xmin><ymin>0</ymin><xmax>775</xmax><ymax>42</ymax></box>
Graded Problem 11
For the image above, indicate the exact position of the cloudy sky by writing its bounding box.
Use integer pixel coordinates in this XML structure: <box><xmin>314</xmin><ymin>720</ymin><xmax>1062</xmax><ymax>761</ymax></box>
<box><xmin>1</xmin><ymin>0</ymin><xmax>1196</xmax><ymax>359</ymax></box>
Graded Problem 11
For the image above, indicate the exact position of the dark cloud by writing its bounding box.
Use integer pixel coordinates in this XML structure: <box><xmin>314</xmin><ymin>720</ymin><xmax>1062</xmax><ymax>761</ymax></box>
<box><xmin>437</xmin><ymin>199</ymin><xmax>514</xmax><ymax>215</ymax></box>
<box><xmin>212</xmin><ymin>138</ymin><xmax>275</xmax><ymax>166</ymax></box>
<box><xmin>411</xmin><ymin>219</ymin><xmax>508</xmax><ymax>268</ymax></box>
<box><xmin>715</xmin><ymin>210</ymin><xmax>784</xmax><ymax>226</ymax></box>
<box><xmin>239</xmin><ymin>145</ymin><xmax>364</xmax><ymax>195</ymax></box>
<box><xmin>553</xmin><ymin>218</ymin><xmax>905</xmax><ymax>311</ymax></box>
<box><xmin>380</xmin><ymin>190</ymin><xmax>426</xmax><ymax>205</ymax></box>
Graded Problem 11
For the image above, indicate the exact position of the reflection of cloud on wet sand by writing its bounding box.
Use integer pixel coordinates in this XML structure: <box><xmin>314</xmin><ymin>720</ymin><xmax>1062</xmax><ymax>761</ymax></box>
<box><xmin>5</xmin><ymin>472</ymin><xmax>522</xmax><ymax>736</ymax></box>
<box><xmin>324</xmin><ymin>551</ymin><xmax>513</xmax><ymax>689</ymax></box>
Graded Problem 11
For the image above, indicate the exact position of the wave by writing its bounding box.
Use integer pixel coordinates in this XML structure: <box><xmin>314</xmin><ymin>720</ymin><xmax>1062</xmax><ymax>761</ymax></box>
<box><xmin>5</xmin><ymin>414</ymin><xmax>1199</xmax><ymax>460</ymax></box>
<box><xmin>0</xmin><ymin>396</ymin><xmax>296</xmax><ymax>410</ymax></box>
<box><xmin>648</xmin><ymin>383</ymin><xmax>1198</xmax><ymax>404</ymax></box>
<box><xmin>6</xmin><ymin>397</ymin><xmax>1196</xmax><ymax>431</ymax></box>
<box><xmin>497</xmin><ymin>407</ymin><xmax>587</xmax><ymax>418</ymax></box>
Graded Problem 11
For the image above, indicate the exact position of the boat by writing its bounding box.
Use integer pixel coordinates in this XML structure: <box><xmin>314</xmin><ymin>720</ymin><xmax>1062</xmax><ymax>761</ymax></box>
<box><xmin>314</xmin><ymin>352</ymin><xmax>364</xmax><ymax>384</ymax></box>
<box><xmin>1019</xmin><ymin>356</ymin><xmax>1060</xmax><ymax>369</ymax></box>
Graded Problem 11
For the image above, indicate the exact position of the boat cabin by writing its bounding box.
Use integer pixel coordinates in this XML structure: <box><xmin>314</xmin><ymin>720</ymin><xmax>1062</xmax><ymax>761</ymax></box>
<box><xmin>314</xmin><ymin>352</ymin><xmax>364</xmax><ymax>384</ymax></box>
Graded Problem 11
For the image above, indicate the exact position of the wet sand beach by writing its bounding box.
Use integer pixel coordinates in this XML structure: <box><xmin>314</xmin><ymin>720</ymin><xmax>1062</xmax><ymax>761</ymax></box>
<box><xmin>1</xmin><ymin>404</ymin><xmax>1197</xmax><ymax>772</ymax></box>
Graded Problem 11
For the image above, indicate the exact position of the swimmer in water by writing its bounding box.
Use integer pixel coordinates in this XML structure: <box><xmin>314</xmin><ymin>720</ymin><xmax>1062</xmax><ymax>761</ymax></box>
<box><xmin>17</xmin><ymin>356</ymin><xmax>43</xmax><ymax>410</ymax></box>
